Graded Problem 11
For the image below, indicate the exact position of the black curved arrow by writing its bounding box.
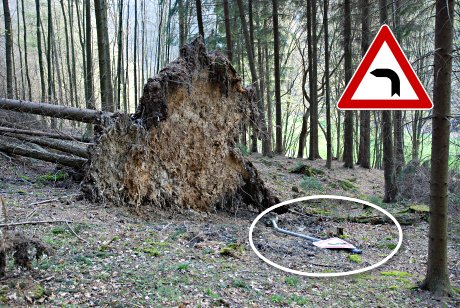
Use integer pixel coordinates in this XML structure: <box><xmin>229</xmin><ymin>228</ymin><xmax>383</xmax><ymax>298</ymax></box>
<box><xmin>370</xmin><ymin>68</ymin><xmax>400</xmax><ymax>97</ymax></box>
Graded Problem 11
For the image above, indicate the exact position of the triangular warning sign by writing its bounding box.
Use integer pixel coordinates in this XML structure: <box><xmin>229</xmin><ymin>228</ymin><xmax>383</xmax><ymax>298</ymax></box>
<box><xmin>337</xmin><ymin>25</ymin><xmax>433</xmax><ymax>110</ymax></box>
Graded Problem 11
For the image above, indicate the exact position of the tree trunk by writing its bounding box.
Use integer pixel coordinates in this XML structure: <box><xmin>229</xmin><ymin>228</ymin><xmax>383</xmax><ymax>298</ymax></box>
<box><xmin>421</xmin><ymin>0</ymin><xmax>454</xmax><ymax>297</ymax></box>
<box><xmin>116</xmin><ymin>0</ymin><xmax>124</xmax><ymax>110</ymax></box>
<box><xmin>324</xmin><ymin>0</ymin><xmax>332</xmax><ymax>169</ymax></box>
<box><xmin>3</xmin><ymin>133</ymin><xmax>89</xmax><ymax>158</ymax></box>
<box><xmin>0</xmin><ymin>136</ymin><xmax>86</xmax><ymax>169</ymax></box>
<box><xmin>308</xmin><ymin>0</ymin><xmax>319</xmax><ymax>160</ymax></box>
<box><xmin>272</xmin><ymin>0</ymin><xmax>282</xmax><ymax>155</ymax></box>
<box><xmin>195</xmin><ymin>0</ymin><xmax>204</xmax><ymax>39</ymax></box>
<box><xmin>46</xmin><ymin>0</ymin><xmax>57</xmax><ymax>129</ymax></box>
<box><xmin>0</xmin><ymin>98</ymin><xmax>113</xmax><ymax>124</ymax></box>
<box><xmin>342</xmin><ymin>0</ymin><xmax>354</xmax><ymax>168</ymax></box>
<box><xmin>0</xmin><ymin>126</ymin><xmax>91</xmax><ymax>142</ymax></box>
<box><xmin>264</xmin><ymin>42</ymin><xmax>273</xmax><ymax>156</ymax></box>
<box><xmin>380</xmin><ymin>0</ymin><xmax>397</xmax><ymax>202</ymax></box>
<box><xmin>358</xmin><ymin>0</ymin><xmax>371</xmax><ymax>169</ymax></box>
<box><xmin>94</xmin><ymin>0</ymin><xmax>114</xmax><ymax>112</ymax></box>
<box><xmin>2</xmin><ymin>0</ymin><xmax>13</xmax><ymax>99</ymax></box>
<box><xmin>179</xmin><ymin>0</ymin><xmax>186</xmax><ymax>46</ymax></box>
<box><xmin>222</xmin><ymin>0</ymin><xmax>232</xmax><ymax>61</ymax></box>
<box><xmin>20</xmin><ymin>0</ymin><xmax>32</xmax><ymax>101</ymax></box>
<box><xmin>85</xmin><ymin>0</ymin><xmax>95</xmax><ymax>110</ymax></box>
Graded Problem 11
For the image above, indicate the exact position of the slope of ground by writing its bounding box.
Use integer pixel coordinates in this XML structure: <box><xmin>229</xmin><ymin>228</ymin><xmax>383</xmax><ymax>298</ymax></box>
<box><xmin>0</xmin><ymin>153</ymin><xmax>458</xmax><ymax>307</ymax></box>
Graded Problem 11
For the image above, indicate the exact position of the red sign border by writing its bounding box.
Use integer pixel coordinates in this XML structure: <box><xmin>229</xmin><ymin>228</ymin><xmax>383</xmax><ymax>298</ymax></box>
<box><xmin>337</xmin><ymin>25</ymin><xmax>433</xmax><ymax>110</ymax></box>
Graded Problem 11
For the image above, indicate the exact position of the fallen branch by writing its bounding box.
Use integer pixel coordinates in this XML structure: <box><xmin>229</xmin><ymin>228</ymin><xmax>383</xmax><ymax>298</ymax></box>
<box><xmin>27</xmin><ymin>194</ymin><xmax>80</xmax><ymax>207</ymax></box>
<box><xmin>4</xmin><ymin>133</ymin><xmax>89</xmax><ymax>158</ymax></box>
<box><xmin>0</xmin><ymin>219</ymin><xmax>74</xmax><ymax>228</ymax></box>
<box><xmin>0</xmin><ymin>98</ymin><xmax>114</xmax><ymax>125</ymax></box>
<box><xmin>0</xmin><ymin>126</ymin><xmax>91</xmax><ymax>142</ymax></box>
<box><xmin>0</xmin><ymin>136</ymin><xmax>86</xmax><ymax>169</ymax></box>
<box><xmin>65</xmin><ymin>221</ymin><xmax>89</xmax><ymax>244</ymax></box>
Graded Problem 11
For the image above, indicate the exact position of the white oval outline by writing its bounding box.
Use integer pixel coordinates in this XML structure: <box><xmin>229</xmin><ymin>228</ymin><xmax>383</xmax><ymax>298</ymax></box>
<box><xmin>248</xmin><ymin>195</ymin><xmax>403</xmax><ymax>277</ymax></box>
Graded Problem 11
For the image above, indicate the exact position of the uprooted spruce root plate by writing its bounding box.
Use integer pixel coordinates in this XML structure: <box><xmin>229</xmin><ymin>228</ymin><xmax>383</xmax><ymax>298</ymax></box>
<box><xmin>82</xmin><ymin>37</ymin><xmax>278</xmax><ymax>214</ymax></box>
<box><xmin>252</xmin><ymin>202</ymin><xmax>400</xmax><ymax>273</ymax></box>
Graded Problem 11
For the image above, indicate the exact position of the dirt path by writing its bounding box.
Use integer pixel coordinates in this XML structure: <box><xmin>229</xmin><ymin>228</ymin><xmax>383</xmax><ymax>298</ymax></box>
<box><xmin>0</xmin><ymin>154</ymin><xmax>458</xmax><ymax>307</ymax></box>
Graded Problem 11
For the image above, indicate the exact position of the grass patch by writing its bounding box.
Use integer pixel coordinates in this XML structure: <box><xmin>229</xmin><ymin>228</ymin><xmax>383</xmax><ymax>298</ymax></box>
<box><xmin>176</xmin><ymin>263</ymin><xmax>189</xmax><ymax>271</ymax></box>
<box><xmin>205</xmin><ymin>288</ymin><xmax>221</xmax><ymax>300</ymax></box>
<box><xmin>232</xmin><ymin>279</ymin><xmax>249</xmax><ymax>289</ymax></box>
<box><xmin>349</xmin><ymin>254</ymin><xmax>363</xmax><ymax>263</ymax></box>
<box><xmin>284</xmin><ymin>276</ymin><xmax>300</xmax><ymax>287</ymax></box>
<box><xmin>300</xmin><ymin>177</ymin><xmax>323</xmax><ymax>191</ymax></box>
<box><xmin>220</xmin><ymin>242</ymin><xmax>244</xmax><ymax>256</ymax></box>
<box><xmin>289</xmin><ymin>163</ymin><xmax>324</xmax><ymax>176</ymax></box>
<box><xmin>380</xmin><ymin>271</ymin><xmax>412</xmax><ymax>278</ymax></box>
<box><xmin>338</xmin><ymin>179</ymin><xmax>357</xmax><ymax>191</ymax></box>
<box><xmin>290</xmin><ymin>294</ymin><xmax>309</xmax><ymax>305</ymax></box>
<box><xmin>271</xmin><ymin>294</ymin><xmax>286</xmax><ymax>304</ymax></box>
<box><xmin>135</xmin><ymin>239</ymin><xmax>168</xmax><ymax>257</ymax></box>
<box><xmin>37</xmin><ymin>170</ymin><xmax>69</xmax><ymax>183</ymax></box>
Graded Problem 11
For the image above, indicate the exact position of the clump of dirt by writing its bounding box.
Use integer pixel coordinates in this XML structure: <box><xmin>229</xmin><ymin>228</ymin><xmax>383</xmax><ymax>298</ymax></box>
<box><xmin>83</xmin><ymin>37</ymin><xmax>277</xmax><ymax>213</ymax></box>
<box><xmin>1</xmin><ymin>233</ymin><xmax>52</xmax><ymax>277</ymax></box>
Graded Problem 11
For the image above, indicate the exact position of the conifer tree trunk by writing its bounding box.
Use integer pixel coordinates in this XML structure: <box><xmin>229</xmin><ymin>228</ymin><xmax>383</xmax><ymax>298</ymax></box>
<box><xmin>342</xmin><ymin>0</ymin><xmax>354</xmax><ymax>168</ymax></box>
<box><xmin>94</xmin><ymin>0</ymin><xmax>115</xmax><ymax>112</ymax></box>
<box><xmin>380</xmin><ymin>0</ymin><xmax>397</xmax><ymax>202</ymax></box>
<box><xmin>195</xmin><ymin>0</ymin><xmax>204</xmax><ymax>39</ymax></box>
<box><xmin>358</xmin><ymin>0</ymin><xmax>371</xmax><ymax>168</ymax></box>
<box><xmin>421</xmin><ymin>0</ymin><xmax>455</xmax><ymax>297</ymax></box>
<box><xmin>223</xmin><ymin>0</ymin><xmax>232</xmax><ymax>61</ymax></box>
<box><xmin>393</xmin><ymin>0</ymin><xmax>404</xmax><ymax>174</ymax></box>
<box><xmin>179</xmin><ymin>0</ymin><xmax>186</xmax><ymax>46</ymax></box>
<box><xmin>20</xmin><ymin>0</ymin><xmax>32</xmax><ymax>101</ymax></box>
<box><xmin>84</xmin><ymin>0</ymin><xmax>95</xmax><ymax>112</ymax></box>
<box><xmin>272</xmin><ymin>0</ymin><xmax>282</xmax><ymax>155</ymax></box>
<box><xmin>2</xmin><ymin>0</ymin><xmax>13</xmax><ymax>99</ymax></box>
<box><xmin>308</xmin><ymin>0</ymin><xmax>320</xmax><ymax>160</ymax></box>
<box><xmin>324</xmin><ymin>0</ymin><xmax>332</xmax><ymax>169</ymax></box>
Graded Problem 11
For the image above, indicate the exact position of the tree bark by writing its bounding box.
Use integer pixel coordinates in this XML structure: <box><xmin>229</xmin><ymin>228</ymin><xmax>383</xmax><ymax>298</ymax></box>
<box><xmin>272</xmin><ymin>0</ymin><xmax>282</xmax><ymax>155</ymax></box>
<box><xmin>2</xmin><ymin>0</ymin><xmax>13</xmax><ymax>99</ymax></box>
<box><xmin>380</xmin><ymin>0</ymin><xmax>397</xmax><ymax>202</ymax></box>
<box><xmin>308</xmin><ymin>0</ymin><xmax>319</xmax><ymax>160</ymax></box>
<box><xmin>94</xmin><ymin>0</ymin><xmax>114</xmax><ymax>112</ymax></box>
<box><xmin>421</xmin><ymin>0</ymin><xmax>454</xmax><ymax>297</ymax></box>
<box><xmin>358</xmin><ymin>0</ymin><xmax>371</xmax><ymax>169</ymax></box>
<box><xmin>195</xmin><ymin>0</ymin><xmax>204</xmax><ymax>39</ymax></box>
<box><xmin>392</xmin><ymin>0</ymin><xmax>404</xmax><ymax>174</ymax></box>
<box><xmin>342</xmin><ymin>0</ymin><xmax>354</xmax><ymax>168</ymax></box>
<box><xmin>222</xmin><ymin>0</ymin><xmax>232</xmax><ymax>61</ymax></box>
<box><xmin>0</xmin><ymin>98</ymin><xmax>113</xmax><ymax>124</ymax></box>
<box><xmin>0</xmin><ymin>136</ymin><xmax>86</xmax><ymax>169</ymax></box>
<box><xmin>0</xmin><ymin>126</ymin><xmax>91</xmax><ymax>142</ymax></box>
<box><xmin>324</xmin><ymin>0</ymin><xmax>332</xmax><ymax>169</ymax></box>
<box><xmin>20</xmin><ymin>0</ymin><xmax>32</xmax><ymax>101</ymax></box>
<box><xmin>3</xmin><ymin>133</ymin><xmax>89</xmax><ymax>158</ymax></box>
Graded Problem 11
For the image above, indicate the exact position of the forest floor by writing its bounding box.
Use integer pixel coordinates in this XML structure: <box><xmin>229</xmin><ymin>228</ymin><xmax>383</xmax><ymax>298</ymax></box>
<box><xmin>0</xmin><ymin>153</ymin><xmax>459</xmax><ymax>307</ymax></box>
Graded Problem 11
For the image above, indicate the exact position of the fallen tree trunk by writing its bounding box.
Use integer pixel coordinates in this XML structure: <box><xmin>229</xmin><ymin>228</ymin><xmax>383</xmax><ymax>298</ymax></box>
<box><xmin>82</xmin><ymin>37</ymin><xmax>277</xmax><ymax>212</ymax></box>
<box><xmin>0</xmin><ymin>126</ymin><xmax>91</xmax><ymax>142</ymax></box>
<box><xmin>2</xmin><ymin>133</ymin><xmax>89</xmax><ymax>158</ymax></box>
<box><xmin>0</xmin><ymin>98</ymin><xmax>114</xmax><ymax>125</ymax></box>
<box><xmin>0</xmin><ymin>136</ymin><xmax>86</xmax><ymax>168</ymax></box>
